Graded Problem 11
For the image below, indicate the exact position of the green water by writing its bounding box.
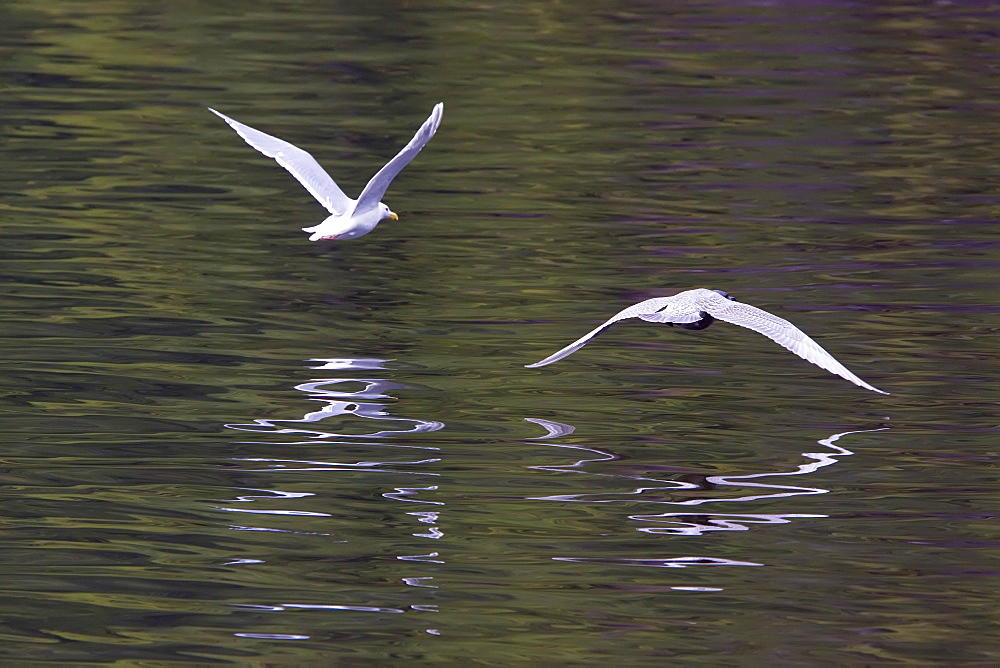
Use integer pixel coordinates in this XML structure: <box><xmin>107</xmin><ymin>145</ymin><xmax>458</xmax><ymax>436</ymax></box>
<box><xmin>1</xmin><ymin>1</ymin><xmax>998</xmax><ymax>664</ymax></box>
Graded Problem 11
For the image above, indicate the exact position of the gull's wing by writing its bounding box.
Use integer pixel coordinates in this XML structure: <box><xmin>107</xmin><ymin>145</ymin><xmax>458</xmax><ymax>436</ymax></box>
<box><xmin>525</xmin><ymin>298</ymin><xmax>668</xmax><ymax>368</ymax></box>
<box><xmin>208</xmin><ymin>108</ymin><xmax>351</xmax><ymax>215</ymax></box>
<box><xmin>704</xmin><ymin>297</ymin><xmax>889</xmax><ymax>394</ymax></box>
<box><xmin>524</xmin><ymin>318</ymin><xmax>622</xmax><ymax>368</ymax></box>
<box><xmin>354</xmin><ymin>103</ymin><xmax>443</xmax><ymax>213</ymax></box>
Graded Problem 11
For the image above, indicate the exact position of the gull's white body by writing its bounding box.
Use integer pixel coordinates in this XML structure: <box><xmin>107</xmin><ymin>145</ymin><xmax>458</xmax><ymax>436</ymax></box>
<box><xmin>306</xmin><ymin>205</ymin><xmax>385</xmax><ymax>241</ymax></box>
<box><xmin>208</xmin><ymin>103</ymin><xmax>443</xmax><ymax>241</ymax></box>
<box><xmin>526</xmin><ymin>288</ymin><xmax>888</xmax><ymax>395</ymax></box>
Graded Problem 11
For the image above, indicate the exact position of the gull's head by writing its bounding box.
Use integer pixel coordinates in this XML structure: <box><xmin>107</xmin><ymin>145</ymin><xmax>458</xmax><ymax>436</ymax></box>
<box><xmin>379</xmin><ymin>203</ymin><xmax>398</xmax><ymax>221</ymax></box>
<box><xmin>712</xmin><ymin>290</ymin><xmax>735</xmax><ymax>301</ymax></box>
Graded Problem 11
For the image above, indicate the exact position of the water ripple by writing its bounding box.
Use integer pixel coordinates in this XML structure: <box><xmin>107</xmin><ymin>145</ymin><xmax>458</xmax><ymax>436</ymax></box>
<box><xmin>525</xmin><ymin>421</ymin><xmax>889</xmax><ymax>582</ymax></box>
<box><xmin>553</xmin><ymin>556</ymin><xmax>764</xmax><ymax>568</ymax></box>
<box><xmin>233</xmin><ymin>457</ymin><xmax>441</xmax><ymax>475</ymax></box>
<box><xmin>220</xmin><ymin>357</ymin><xmax>446</xmax><ymax>631</ymax></box>
<box><xmin>225</xmin><ymin>370</ymin><xmax>444</xmax><ymax>440</ymax></box>
<box><xmin>526</xmin><ymin>424</ymin><xmax>888</xmax><ymax>509</ymax></box>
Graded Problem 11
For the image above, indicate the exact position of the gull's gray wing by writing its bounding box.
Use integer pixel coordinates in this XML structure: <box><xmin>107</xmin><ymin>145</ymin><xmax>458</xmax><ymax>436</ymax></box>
<box><xmin>354</xmin><ymin>103</ymin><xmax>443</xmax><ymax>213</ymax></box>
<box><xmin>208</xmin><ymin>108</ymin><xmax>351</xmax><ymax>215</ymax></box>
<box><xmin>525</xmin><ymin>297</ymin><xmax>669</xmax><ymax>368</ymax></box>
<box><xmin>704</xmin><ymin>296</ymin><xmax>889</xmax><ymax>394</ymax></box>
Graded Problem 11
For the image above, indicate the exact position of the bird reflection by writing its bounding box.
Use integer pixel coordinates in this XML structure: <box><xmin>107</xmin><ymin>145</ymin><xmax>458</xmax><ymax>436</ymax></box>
<box><xmin>525</xmin><ymin>419</ymin><xmax>887</xmax><ymax>589</ymax></box>
<box><xmin>220</xmin><ymin>357</ymin><xmax>445</xmax><ymax>631</ymax></box>
<box><xmin>225</xmin><ymin>358</ymin><xmax>444</xmax><ymax>442</ymax></box>
<box><xmin>525</xmin><ymin>419</ymin><xmax>888</xmax><ymax>538</ymax></box>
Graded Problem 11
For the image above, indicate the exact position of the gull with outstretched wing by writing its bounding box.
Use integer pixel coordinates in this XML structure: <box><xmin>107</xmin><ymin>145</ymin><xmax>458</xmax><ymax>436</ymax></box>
<box><xmin>208</xmin><ymin>103</ymin><xmax>443</xmax><ymax>241</ymax></box>
<box><xmin>525</xmin><ymin>288</ymin><xmax>888</xmax><ymax>394</ymax></box>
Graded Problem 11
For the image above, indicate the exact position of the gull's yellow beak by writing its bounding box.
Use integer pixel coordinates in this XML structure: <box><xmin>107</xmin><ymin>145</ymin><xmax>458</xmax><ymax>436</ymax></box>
<box><xmin>389</xmin><ymin>211</ymin><xmax>399</xmax><ymax>221</ymax></box>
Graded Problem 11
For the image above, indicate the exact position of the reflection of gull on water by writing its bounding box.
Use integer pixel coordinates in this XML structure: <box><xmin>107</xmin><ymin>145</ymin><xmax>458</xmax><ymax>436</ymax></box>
<box><xmin>525</xmin><ymin>420</ymin><xmax>888</xmax><ymax>535</ymax></box>
<box><xmin>629</xmin><ymin>428</ymin><xmax>888</xmax><ymax>536</ymax></box>
<box><xmin>526</xmin><ymin>421</ymin><xmax>621</xmax><ymax>473</ymax></box>
<box><xmin>226</xmin><ymin>359</ymin><xmax>445</xmax><ymax>476</ymax></box>
<box><xmin>235</xmin><ymin>456</ymin><xmax>441</xmax><ymax>476</ymax></box>
<box><xmin>221</xmin><ymin>358</ymin><xmax>445</xmax><ymax>513</ymax></box>
<box><xmin>225</xmin><ymin>378</ymin><xmax>443</xmax><ymax>440</ymax></box>
<box><xmin>525</xmin><ymin>417</ymin><xmax>700</xmax><ymax>488</ymax></box>
<box><xmin>672</xmin><ymin>427</ymin><xmax>888</xmax><ymax>505</ymax></box>
<box><xmin>225</xmin><ymin>358</ymin><xmax>443</xmax><ymax>442</ymax></box>
<box><xmin>552</xmin><ymin>556</ymin><xmax>764</xmax><ymax>569</ymax></box>
<box><xmin>524</xmin><ymin>417</ymin><xmax>576</xmax><ymax>439</ymax></box>
<box><xmin>220</xmin><ymin>357</ymin><xmax>445</xmax><ymax>627</ymax></box>
<box><xmin>308</xmin><ymin>358</ymin><xmax>391</xmax><ymax>371</ymax></box>
<box><xmin>528</xmin><ymin>422</ymin><xmax>888</xmax><ymax>582</ymax></box>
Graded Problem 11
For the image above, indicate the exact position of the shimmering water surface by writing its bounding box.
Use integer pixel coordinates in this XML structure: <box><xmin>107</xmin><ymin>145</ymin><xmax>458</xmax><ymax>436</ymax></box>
<box><xmin>2</xmin><ymin>1</ymin><xmax>998</xmax><ymax>663</ymax></box>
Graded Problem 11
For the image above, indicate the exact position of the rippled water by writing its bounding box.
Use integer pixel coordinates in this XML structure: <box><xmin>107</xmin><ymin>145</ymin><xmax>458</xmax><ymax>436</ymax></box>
<box><xmin>2</xmin><ymin>0</ymin><xmax>998</xmax><ymax>663</ymax></box>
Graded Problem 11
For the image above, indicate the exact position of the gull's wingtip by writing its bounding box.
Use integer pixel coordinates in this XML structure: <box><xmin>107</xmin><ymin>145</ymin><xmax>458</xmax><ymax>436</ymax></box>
<box><xmin>856</xmin><ymin>377</ymin><xmax>890</xmax><ymax>395</ymax></box>
<box><xmin>855</xmin><ymin>380</ymin><xmax>889</xmax><ymax>395</ymax></box>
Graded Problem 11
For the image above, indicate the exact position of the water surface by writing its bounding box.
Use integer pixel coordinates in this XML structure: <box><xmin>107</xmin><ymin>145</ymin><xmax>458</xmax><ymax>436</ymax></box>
<box><xmin>1</xmin><ymin>0</ymin><xmax>998</xmax><ymax>663</ymax></box>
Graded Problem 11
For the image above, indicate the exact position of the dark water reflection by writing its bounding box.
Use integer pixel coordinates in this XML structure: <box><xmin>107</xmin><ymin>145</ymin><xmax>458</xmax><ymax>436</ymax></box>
<box><xmin>1</xmin><ymin>0</ymin><xmax>998</xmax><ymax>663</ymax></box>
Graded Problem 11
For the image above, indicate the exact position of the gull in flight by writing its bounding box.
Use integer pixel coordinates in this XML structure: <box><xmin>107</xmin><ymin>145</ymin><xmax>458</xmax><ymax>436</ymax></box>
<box><xmin>208</xmin><ymin>103</ymin><xmax>443</xmax><ymax>241</ymax></box>
<box><xmin>525</xmin><ymin>288</ymin><xmax>888</xmax><ymax>394</ymax></box>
